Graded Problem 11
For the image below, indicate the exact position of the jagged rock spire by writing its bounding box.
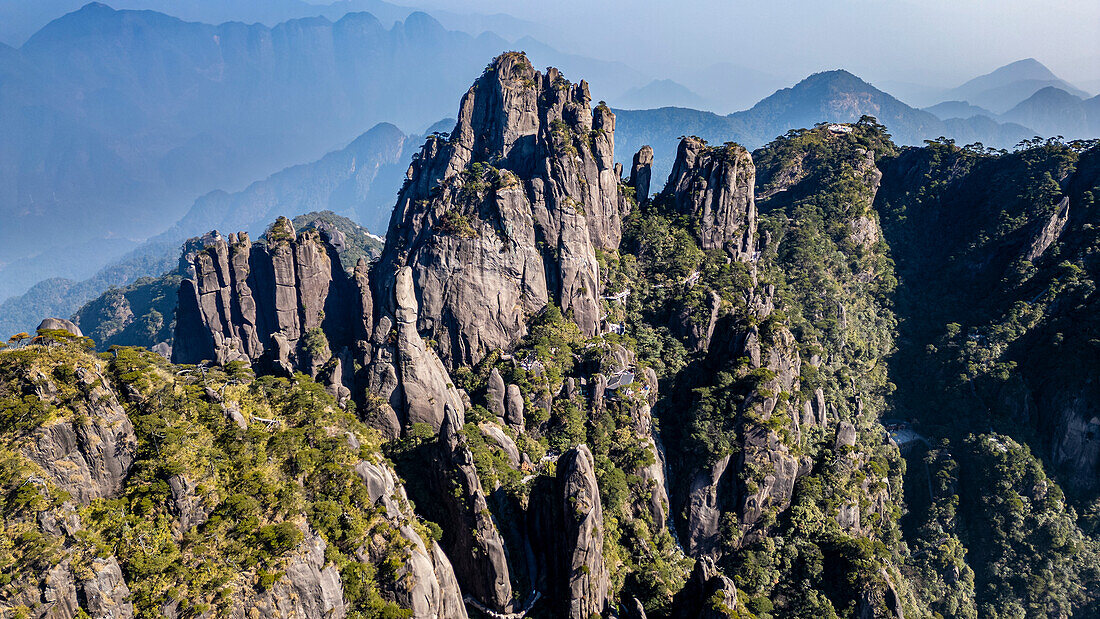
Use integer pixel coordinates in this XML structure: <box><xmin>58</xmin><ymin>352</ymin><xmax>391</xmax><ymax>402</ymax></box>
<box><xmin>373</xmin><ymin>52</ymin><xmax>626</xmax><ymax>369</ymax></box>
<box><xmin>663</xmin><ymin>136</ymin><xmax>757</xmax><ymax>259</ymax></box>
<box><xmin>630</xmin><ymin>145</ymin><xmax>654</xmax><ymax>202</ymax></box>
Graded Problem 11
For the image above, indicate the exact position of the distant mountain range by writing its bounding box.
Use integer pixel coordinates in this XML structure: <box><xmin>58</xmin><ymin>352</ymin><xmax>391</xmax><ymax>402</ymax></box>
<box><xmin>0</xmin><ymin>119</ymin><xmax>442</xmax><ymax>339</ymax></box>
<box><xmin>0</xmin><ymin>0</ymin><xmax>550</xmax><ymax>47</ymax></box>
<box><xmin>941</xmin><ymin>58</ymin><xmax>1090</xmax><ymax>113</ymax></box>
<box><xmin>924</xmin><ymin>86</ymin><xmax>1100</xmax><ymax>141</ymax></box>
<box><xmin>0</xmin><ymin>2</ymin><xmax>635</xmax><ymax>302</ymax></box>
<box><xmin>613</xmin><ymin>69</ymin><xmax>1039</xmax><ymax>183</ymax></box>
<box><xmin>612</xmin><ymin>79</ymin><xmax>708</xmax><ymax>110</ymax></box>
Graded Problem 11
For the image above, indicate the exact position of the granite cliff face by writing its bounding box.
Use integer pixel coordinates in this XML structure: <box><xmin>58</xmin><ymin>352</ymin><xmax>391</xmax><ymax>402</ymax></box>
<box><xmin>373</xmin><ymin>51</ymin><xmax>627</xmax><ymax>369</ymax></box>
<box><xmin>661</xmin><ymin>136</ymin><xmax>757</xmax><ymax>259</ymax></box>
<box><xmin>172</xmin><ymin>219</ymin><xmax>366</xmax><ymax>384</ymax></box>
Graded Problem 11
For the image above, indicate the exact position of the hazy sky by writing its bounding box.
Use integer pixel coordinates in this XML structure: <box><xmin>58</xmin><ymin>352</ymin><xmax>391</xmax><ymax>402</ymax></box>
<box><xmin>411</xmin><ymin>0</ymin><xmax>1099</xmax><ymax>87</ymax></box>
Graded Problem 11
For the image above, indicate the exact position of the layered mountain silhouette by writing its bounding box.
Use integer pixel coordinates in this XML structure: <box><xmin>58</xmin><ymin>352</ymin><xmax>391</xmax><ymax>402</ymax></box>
<box><xmin>941</xmin><ymin>58</ymin><xmax>1090</xmax><ymax>113</ymax></box>
<box><xmin>0</xmin><ymin>0</ymin><xmax>547</xmax><ymax>47</ymax></box>
<box><xmin>0</xmin><ymin>2</ymin><xmax>631</xmax><ymax>301</ymax></box>
<box><xmin>616</xmin><ymin>79</ymin><xmax>709</xmax><ymax>110</ymax></box>
<box><xmin>613</xmin><ymin>69</ymin><xmax>1037</xmax><ymax>182</ymax></box>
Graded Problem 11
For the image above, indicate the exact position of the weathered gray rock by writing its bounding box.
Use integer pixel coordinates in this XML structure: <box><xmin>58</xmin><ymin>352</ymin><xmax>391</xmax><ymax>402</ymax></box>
<box><xmin>42</xmin><ymin>562</ymin><xmax>79</xmax><ymax>618</ymax></box>
<box><xmin>557</xmin><ymin>445</ymin><xmax>610</xmax><ymax>619</ymax></box>
<box><xmin>36</xmin><ymin>557</ymin><xmax>135</xmax><ymax>619</ymax></box>
<box><xmin>630</xmin><ymin>145</ymin><xmax>654</xmax><ymax>202</ymax></box>
<box><xmin>23</xmin><ymin>365</ymin><xmax>136</xmax><ymax>504</ymax></box>
<box><xmin>353</xmin><ymin>461</ymin><xmax>469</xmax><ymax>618</ymax></box>
<box><xmin>684</xmin><ymin>454</ymin><xmax>732</xmax><ymax>557</ymax></box>
<box><xmin>504</xmin><ymin>383</ymin><xmax>525</xmax><ymax>430</ymax></box>
<box><xmin>735</xmin><ymin>326</ymin><xmax>805</xmax><ymax>538</ymax></box>
<box><xmin>173</xmin><ymin>218</ymin><xmax>367</xmax><ymax>390</ymax></box>
<box><xmin>168</xmin><ymin>474</ymin><xmax>212</xmax><ymax>534</ymax></box>
<box><xmin>480</xmin><ymin>422</ymin><xmax>521</xmax><ymax>469</ymax></box>
<box><xmin>674</xmin><ymin>557</ymin><xmax>738</xmax><ymax>619</ymax></box>
<box><xmin>486</xmin><ymin>367</ymin><xmax>507</xmax><ymax>419</ymax></box>
<box><xmin>1025</xmin><ymin>196</ymin><xmax>1070</xmax><ymax>260</ymax></box>
<box><xmin>229</xmin><ymin>530</ymin><xmax>346</xmax><ymax>619</ymax></box>
<box><xmin>37</xmin><ymin>318</ymin><xmax>83</xmax><ymax>337</ymax></box>
<box><xmin>836</xmin><ymin>421</ymin><xmax>858</xmax><ymax>449</ymax></box>
<box><xmin>81</xmin><ymin>557</ymin><xmax>135</xmax><ymax>619</ymax></box>
<box><xmin>374</xmin><ymin>52</ymin><xmax>619</xmax><ymax>369</ymax></box>
<box><xmin>392</xmin><ymin>266</ymin><xmax>467</xmax><ymax>432</ymax></box>
<box><xmin>433</xmin><ymin>406</ymin><xmax>514</xmax><ymax>612</ymax></box>
<box><xmin>662</xmin><ymin>136</ymin><xmax>757</xmax><ymax>259</ymax></box>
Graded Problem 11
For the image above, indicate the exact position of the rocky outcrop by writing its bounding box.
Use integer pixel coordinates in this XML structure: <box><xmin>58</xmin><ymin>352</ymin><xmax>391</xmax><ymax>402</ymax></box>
<box><xmin>354</xmin><ymin>461</ymin><xmax>468</xmax><ymax>619</ymax></box>
<box><xmin>681</xmin><ymin>304</ymin><xmax>810</xmax><ymax>554</ymax></box>
<box><xmin>374</xmin><ymin>52</ymin><xmax>625</xmax><ymax>368</ymax></box>
<box><xmin>684</xmin><ymin>454</ymin><xmax>733</xmax><ymax>557</ymax></box>
<box><xmin>630</xmin><ymin>145</ymin><xmax>654</xmax><ymax>202</ymax></box>
<box><xmin>487</xmin><ymin>367</ymin><xmax>507</xmax><ymax>420</ymax></box>
<box><xmin>36</xmin><ymin>558</ymin><xmax>135</xmax><ymax>619</ymax></box>
<box><xmin>1024</xmin><ymin>196</ymin><xmax>1070</xmax><ymax>260</ymax></box>
<box><xmin>81</xmin><ymin>557</ymin><xmax>135</xmax><ymax>619</ymax></box>
<box><xmin>431</xmin><ymin>406</ymin><xmax>514</xmax><ymax>613</ymax></box>
<box><xmin>23</xmin><ymin>363</ymin><xmax>136</xmax><ymax>505</ymax></box>
<box><xmin>36</xmin><ymin>318</ymin><xmax>83</xmax><ymax>337</ymax></box>
<box><xmin>673</xmin><ymin>557</ymin><xmax>738</xmax><ymax>619</ymax></box>
<box><xmin>362</xmin><ymin>266</ymin><xmax>467</xmax><ymax>436</ymax></box>
<box><xmin>734</xmin><ymin>326</ymin><xmax>807</xmax><ymax>541</ymax></box>
<box><xmin>172</xmin><ymin>220</ymin><xmax>366</xmax><ymax>391</ymax></box>
<box><xmin>555</xmin><ymin>445</ymin><xmax>610</xmax><ymax>619</ymax></box>
<box><xmin>229</xmin><ymin>530</ymin><xmax>347</xmax><ymax>619</ymax></box>
<box><xmin>661</xmin><ymin>137</ymin><xmax>756</xmax><ymax>259</ymax></box>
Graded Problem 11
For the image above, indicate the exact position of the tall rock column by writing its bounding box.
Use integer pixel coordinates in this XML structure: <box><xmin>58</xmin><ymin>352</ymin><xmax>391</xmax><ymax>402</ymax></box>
<box><xmin>372</xmin><ymin>52</ymin><xmax>622</xmax><ymax>369</ymax></box>
<box><xmin>662</xmin><ymin>137</ymin><xmax>757</xmax><ymax>259</ymax></box>
<box><xmin>557</xmin><ymin>445</ymin><xmax>610</xmax><ymax>619</ymax></box>
<box><xmin>630</xmin><ymin>145</ymin><xmax>654</xmax><ymax>202</ymax></box>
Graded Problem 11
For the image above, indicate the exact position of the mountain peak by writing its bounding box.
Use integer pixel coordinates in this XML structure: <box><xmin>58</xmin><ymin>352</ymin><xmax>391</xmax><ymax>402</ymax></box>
<box><xmin>985</xmin><ymin>58</ymin><xmax>1058</xmax><ymax>81</ymax></box>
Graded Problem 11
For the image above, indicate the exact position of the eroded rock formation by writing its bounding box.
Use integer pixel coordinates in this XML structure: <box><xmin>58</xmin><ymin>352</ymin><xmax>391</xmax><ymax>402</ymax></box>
<box><xmin>373</xmin><ymin>51</ymin><xmax>626</xmax><ymax>368</ymax></box>
<box><xmin>662</xmin><ymin>136</ymin><xmax>757</xmax><ymax>259</ymax></box>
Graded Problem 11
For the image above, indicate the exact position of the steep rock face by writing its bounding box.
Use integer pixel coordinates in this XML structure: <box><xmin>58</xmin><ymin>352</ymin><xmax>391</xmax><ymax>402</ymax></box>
<box><xmin>555</xmin><ymin>445</ymin><xmax>610</xmax><ymax>619</ymax></box>
<box><xmin>374</xmin><ymin>52</ymin><xmax>625</xmax><ymax>368</ymax></box>
<box><xmin>630</xmin><ymin>145</ymin><xmax>654</xmax><ymax>202</ymax></box>
<box><xmin>353</xmin><ymin>461</ymin><xmax>468</xmax><ymax>619</ymax></box>
<box><xmin>673</xmin><ymin>557</ymin><xmax>739</xmax><ymax>619</ymax></box>
<box><xmin>24</xmin><ymin>363</ymin><xmax>136</xmax><ymax>505</ymax></box>
<box><xmin>1024</xmin><ymin>195</ymin><xmax>1070</xmax><ymax>260</ymax></box>
<box><xmin>662</xmin><ymin>137</ymin><xmax>757</xmax><ymax>259</ymax></box>
<box><xmin>734</xmin><ymin>326</ymin><xmax>808</xmax><ymax>540</ymax></box>
<box><xmin>228</xmin><ymin>530</ymin><xmax>347</xmax><ymax>619</ymax></box>
<box><xmin>363</xmin><ymin>266</ymin><xmax>467</xmax><ymax>436</ymax></box>
<box><xmin>680</xmin><ymin>318</ymin><xmax>808</xmax><ymax>555</ymax></box>
<box><xmin>35</xmin><ymin>558</ymin><xmax>135</xmax><ymax>619</ymax></box>
<box><xmin>431</xmin><ymin>406</ymin><xmax>514</xmax><ymax>613</ymax></box>
<box><xmin>172</xmin><ymin>220</ymin><xmax>366</xmax><ymax>389</ymax></box>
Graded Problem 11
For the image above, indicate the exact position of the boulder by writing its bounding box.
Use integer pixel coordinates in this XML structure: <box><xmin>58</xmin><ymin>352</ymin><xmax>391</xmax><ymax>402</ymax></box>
<box><xmin>37</xmin><ymin>318</ymin><xmax>83</xmax><ymax>337</ymax></box>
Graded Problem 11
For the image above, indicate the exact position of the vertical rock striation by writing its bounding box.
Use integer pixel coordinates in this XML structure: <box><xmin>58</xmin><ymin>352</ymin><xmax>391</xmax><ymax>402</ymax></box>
<box><xmin>555</xmin><ymin>445</ymin><xmax>610</xmax><ymax>619</ymax></box>
<box><xmin>662</xmin><ymin>136</ymin><xmax>757</xmax><ymax>259</ymax></box>
<box><xmin>172</xmin><ymin>219</ymin><xmax>366</xmax><ymax>393</ymax></box>
<box><xmin>373</xmin><ymin>51</ymin><xmax>626</xmax><ymax>369</ymax></box>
